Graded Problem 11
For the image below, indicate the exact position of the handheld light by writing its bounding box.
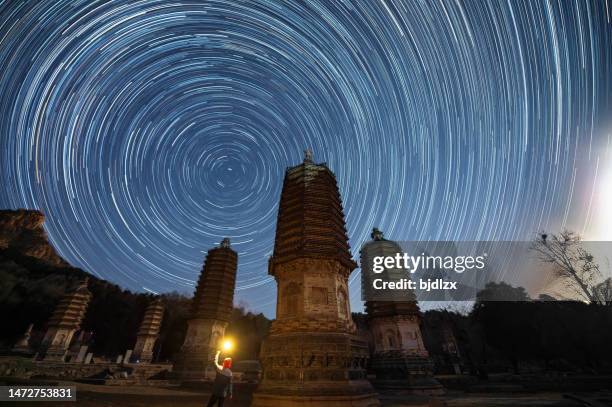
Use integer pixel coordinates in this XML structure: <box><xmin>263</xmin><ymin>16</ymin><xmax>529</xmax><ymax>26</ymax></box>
<box><xmin>222</xmin><ymin>338</ymin><xmax>234</xmax><ymax>352</ymax></box>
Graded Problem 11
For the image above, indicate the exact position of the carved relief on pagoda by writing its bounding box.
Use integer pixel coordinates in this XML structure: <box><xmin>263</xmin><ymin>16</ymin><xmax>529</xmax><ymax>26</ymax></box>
<box><xmin>258</xmin><ymin>333</ymin><xmax>371</xmax><ymax>383</ymax></box>
<box><xmin>370</xmin><ymin>315</ymin><xmax>428</xmax><ymax>357</ymax></box>
<box><xmin>337</xmin><ymin>287</ymin><xmax>348</xmax><ymax>319</ymax></box>
<box><xmin>279</xmin><ymin>281</ymin><xmax>302</xmax><ymax>318</ymax></box>
<box><xmin>180</xmin><ymin>319</ymin><xmax>226</xmax><ymax>352</ymax></box>
<box><xmin>271</xmin><ymin>257</ymin><xmax>356</xmax><ymax>334</ymax></box>
<box><xmin>43</xmin><ymin>327</ymin><xmax>73</xmax><ymax>348</ymax></box>
<box><xmin>210</xmin><ymin>327</ymin><xmax>223</xmax><ymax>349</ymax></box>
<box><xmin>271</xmin><ymin>257</ymin><xmax>352</xmax><ymax>279</ymax></box>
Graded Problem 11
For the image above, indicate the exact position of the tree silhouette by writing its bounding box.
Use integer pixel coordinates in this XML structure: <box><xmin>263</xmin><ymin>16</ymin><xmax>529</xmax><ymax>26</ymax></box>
<box><xmin>532</xmin><ymin>231</ymin><xmax>608</xmax><ymax>303</ymax></box>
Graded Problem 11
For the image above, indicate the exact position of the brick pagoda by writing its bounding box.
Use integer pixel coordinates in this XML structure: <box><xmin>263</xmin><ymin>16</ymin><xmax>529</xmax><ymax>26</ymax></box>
<box><xmin>173</xmin><ymin>238</ymin><xmax>237</xmax><ymax>380</ymax></box>
<box><xmin>40</xmin><ymin>279</ymin><xmax>91</xmax><ymax>361</ymax></box>
<box><xmin>361</xmin><ymin>229</ymin><xmax>443</xmax><ymax>394</ymax></box>
<box><xmin>252</xmin><ymin>150</ymin><xmax>379</xmax><ymax>406</ymax></box>
<box><xmin>132</xmin><ymin>297</ymin><xmax>164</xmax><ymax>363</ymax></box>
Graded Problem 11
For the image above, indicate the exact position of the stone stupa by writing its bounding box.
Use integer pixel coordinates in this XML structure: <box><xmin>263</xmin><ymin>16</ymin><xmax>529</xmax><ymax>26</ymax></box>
<box><xmin>361</xmin><ymin>228</ymin><xmax>443</xmax><ymax>394</ymax></box>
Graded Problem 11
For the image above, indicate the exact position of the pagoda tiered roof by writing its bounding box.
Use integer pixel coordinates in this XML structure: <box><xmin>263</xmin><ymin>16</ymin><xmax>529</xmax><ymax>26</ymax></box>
<box><xmin>269</xmin><ymin>154</ymin><xmax>356</xmax><ymax>273</ymax></box>
<box><xmin>47</xmin><ymin>280</ymin><xmax>91</xmax><ymax>330</ymax></box>
<box><xmin>191</xmin><ymin>238</ymin><xmax>237</xmax><ymax>321</ymax></box>
<box><xmin>138</xmin><ymin>297</ymin><xmax>164</xmax><ymax>336</ymax></box>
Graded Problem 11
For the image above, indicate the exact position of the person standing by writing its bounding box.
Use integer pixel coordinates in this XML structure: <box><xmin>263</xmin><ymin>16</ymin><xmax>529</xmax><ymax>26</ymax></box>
<box><xmin>206</xmin><ymin>350</ymin><xmax>233</xmax><ymax>406</ymax></box>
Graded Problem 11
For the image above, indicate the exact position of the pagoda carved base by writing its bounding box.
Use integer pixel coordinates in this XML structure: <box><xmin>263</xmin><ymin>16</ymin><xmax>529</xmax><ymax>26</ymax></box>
<box><xmin>11</xmin><ymin>345</ymin><xmax>34</xmax><ymax>356</ymax></box>
<box><xmin>252</xmin><ymin>332</ymin><xmax>380</xmax><ymax>407</ymax></box>
<box><xmin>41</xmin><ymin>346</ymin><xmax>68</xmax><ymax>362</ymax></box>
<box><xmin>132</xmin><ymin>336</ymin><xmax>157</xmax><ymax>363</ymax></box>
<box><xmin>172</xmin><ymin>351</ymin><xmax>213</xmax><ymax>381</ymax></box>
<box><xmin>38</xmin><ymin>326</ymin><xmax>77</xmax><ymax>362</ymax></box>
<box><xmin>131</xmin><ymin>350</ymin><xmax>154</xmax><ymax>364</ymax></box>
<box><xmin>172</xmin><ymin>318</ymin><xmax>226</xmax><ymax>381</ymax></box>
<box><xmin>369</xmin><ymin>352</ymin><xmax>444</xmax><ymax>395</ymax></box>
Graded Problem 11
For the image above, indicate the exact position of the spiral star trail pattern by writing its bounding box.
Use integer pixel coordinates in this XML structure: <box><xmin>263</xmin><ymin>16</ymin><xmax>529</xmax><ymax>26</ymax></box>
<box><xmin>1</xmin><ymin>0</ymin><xmax>611</xmax><ymax>316</ymax></box>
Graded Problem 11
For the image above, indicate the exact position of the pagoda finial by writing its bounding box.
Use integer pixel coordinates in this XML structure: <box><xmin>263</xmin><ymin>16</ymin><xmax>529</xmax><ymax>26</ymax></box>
<box><xmin>220</xmin><ymin>237</ymin><xmax>231</xmax><ymax>248</ymax></box>
<box><xmin>304</xmin><ymin>148</ymin><xmax>313</xmax><ymax>163</ymax></box>
<box><xmin>371</xmin><ymin>228</ymin><xmax>385</xmax><ymax>241</ymax></box>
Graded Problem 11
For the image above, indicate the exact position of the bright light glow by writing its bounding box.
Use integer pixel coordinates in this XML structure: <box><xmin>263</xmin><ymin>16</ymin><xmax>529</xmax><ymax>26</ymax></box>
<box><xmin>595</xmin><ymin>157</ymin><xmax>612</xmax><ymax>241</ymax></box>
<box><xmin>222</xmin><ymin>339</ymin><xmax>233</xmax><ymax>351</ymax></box>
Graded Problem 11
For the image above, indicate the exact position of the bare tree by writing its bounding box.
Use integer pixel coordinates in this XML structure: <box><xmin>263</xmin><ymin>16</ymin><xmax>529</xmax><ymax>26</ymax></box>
<box><xmin>532</xmin><ymin>231</ymin><xmax>603</xmax><ymax>303</ymax></box>
<box><xmin>594</xmin><ymin>278</ymin><xmax>612</xmax><ymax>305</ymax></box>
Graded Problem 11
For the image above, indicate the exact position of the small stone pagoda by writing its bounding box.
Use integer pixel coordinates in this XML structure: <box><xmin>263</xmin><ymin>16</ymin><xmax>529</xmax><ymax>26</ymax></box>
<box><xmin>132</xmin><ymin>297</ymin><xmax>164</xmax><ymax>363</ymax></box>
<box><xmin>12</xmin><ymin>323</ymin><xmax>34</xmax><ymax>354</ymax></box>
<box><xmin>252</xmin><ymin>151</ymin><xmax>379</xmax><ymax>407</ymax></box>
<box><xmin>173</xmin><ymin>238</ymin><xmax>237</xmax><ymax>380</ymax></box>
<box><xmin>39</xmin><ymin>279</ymin><xmax>91</xmax><ymax>361</ymax></box>
<box><xmin>361</xmin><ymin>229</ymin><xmax>442</xmax><ymax>394</ymax></box>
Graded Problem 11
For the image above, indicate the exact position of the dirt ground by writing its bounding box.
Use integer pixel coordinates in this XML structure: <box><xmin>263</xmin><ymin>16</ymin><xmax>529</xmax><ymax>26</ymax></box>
<box><xmin>2</xmin><ymin>381</ymin><xmax>597</xmax><ymax>407</ymax></box>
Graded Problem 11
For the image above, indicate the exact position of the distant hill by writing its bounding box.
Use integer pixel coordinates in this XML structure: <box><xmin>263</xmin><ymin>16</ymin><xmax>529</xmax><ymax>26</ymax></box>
<box><xmin>0</xmin><ymin>209</ymin><xmax>270</xmax><ymax>361</ymax></box>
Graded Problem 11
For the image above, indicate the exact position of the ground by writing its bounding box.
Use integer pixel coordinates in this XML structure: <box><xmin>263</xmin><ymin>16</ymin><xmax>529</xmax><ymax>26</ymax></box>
<box><xmin>2</xmin><ymin>381</ymin><xmax>601</xmax><ymax>407</ymax></box>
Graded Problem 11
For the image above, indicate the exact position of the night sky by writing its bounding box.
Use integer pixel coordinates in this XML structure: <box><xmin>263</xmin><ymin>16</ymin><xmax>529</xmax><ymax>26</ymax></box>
<box><xmin>1</xmin><ymin>0</ymin><xmax>611</xmax><ymax>317</ymax></box>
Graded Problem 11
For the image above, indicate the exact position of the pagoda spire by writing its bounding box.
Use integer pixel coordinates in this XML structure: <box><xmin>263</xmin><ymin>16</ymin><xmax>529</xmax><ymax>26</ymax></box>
<box><xmin>303</xmin><ymin>148</ymin><xmax>314</xmax><ymax>163</ymax></box>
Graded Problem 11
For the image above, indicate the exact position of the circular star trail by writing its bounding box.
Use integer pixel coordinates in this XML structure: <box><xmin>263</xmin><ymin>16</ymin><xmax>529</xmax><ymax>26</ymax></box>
<box><xmin>1</xmin><ymin>0</ymin><xmax>611</xmax><ymax>316</ymax></box>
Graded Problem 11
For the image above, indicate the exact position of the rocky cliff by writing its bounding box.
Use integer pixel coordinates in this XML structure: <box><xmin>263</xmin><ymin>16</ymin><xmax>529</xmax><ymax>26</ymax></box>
<box><xmin>0</xmin><ymin>209</ymin><xmax>67</xmax><ymax>266</ymax></box>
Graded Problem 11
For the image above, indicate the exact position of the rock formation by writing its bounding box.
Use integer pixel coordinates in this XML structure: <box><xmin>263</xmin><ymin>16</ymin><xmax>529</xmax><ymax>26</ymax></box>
<box><xmin>0</xmin><ymin>209</ymin><xmax>66</xmax><ymax>265</ymax></box>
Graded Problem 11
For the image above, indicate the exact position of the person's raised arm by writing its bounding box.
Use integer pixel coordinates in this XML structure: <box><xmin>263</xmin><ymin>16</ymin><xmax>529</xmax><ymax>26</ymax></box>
<box><xmin>214</xmin><ymin>350</ymin><xmax>223</xmax><ymax>370</ymax></box>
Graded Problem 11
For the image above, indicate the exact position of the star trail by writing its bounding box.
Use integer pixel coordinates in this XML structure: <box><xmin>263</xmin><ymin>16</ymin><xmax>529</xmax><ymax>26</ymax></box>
<box><xmin>1</xmin><ymin>0</ymin><xmax>611</xmax><ymax>316</ymax></box>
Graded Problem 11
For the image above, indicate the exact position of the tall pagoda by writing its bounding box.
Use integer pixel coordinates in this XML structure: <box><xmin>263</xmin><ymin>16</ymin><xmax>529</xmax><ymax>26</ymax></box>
<box><xmin>252</xmin><ymin>151</ymin><xmax>379</xmax><ymax>407</ymax></box>
<box><xmin>173</xmin><ymin>238</ymin><xmax>237</xmax><ymax>380</ymax></box>
<box><xmin>40</xmin><ymin>279</ymin><xmax>91</xmax><ymax>361</ymax></box>
<box><xmin>132</xmin><ymin>297</ymin><xmax>164</xmax><ymax>363</ymax></box>
<box><xmin>361</xmin><ymin>229</ymin><xmax>443</xmax><ymax>394</ymax></box>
